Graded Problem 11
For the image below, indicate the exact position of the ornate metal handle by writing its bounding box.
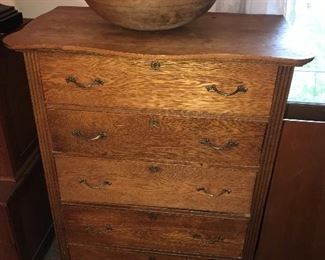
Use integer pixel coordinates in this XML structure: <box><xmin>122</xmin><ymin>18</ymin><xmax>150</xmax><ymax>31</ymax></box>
<box><xmin>79</xmin><ymin>179</ymin><xmax>112</xmax><ymax>189</ymax></box>
<box><xmin>66</xmin><ymin>75</ymin><xmax>105</xmax><ymax>88</ymax></box>
<box><xmin>200</xmin><ymin>138</ymin><xmax>239</xmax><ymax>151</ymax></box>
<box><xmin>205</xmin><ymin>84</ymin><xmax>248</xmax><ymax>96</ymax></box>
<box><xmin>192</xmin><ymin>233</ymin><xmax>225</xmax><ymax>244</ymax></box>
<box><xmin>197</xmin><ymin>187</ymin><xmax>232</xmax><ymax>197</ymax></box>
<box><xmin>72</xmin><ymin>129</ymin><xmax>107</xmax><ymax>141</ymax></box>
<box><xmin>84</xmin><ymin>224</ymin><xmax>113</xmax><ymax>234</ymax></box>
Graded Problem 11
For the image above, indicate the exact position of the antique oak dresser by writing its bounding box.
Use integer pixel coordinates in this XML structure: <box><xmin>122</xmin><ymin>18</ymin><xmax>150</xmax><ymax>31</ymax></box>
<box><xmin>4</xmin><ymin>7</ymin><xmax>312</xmax><ymax>260</ymax></box>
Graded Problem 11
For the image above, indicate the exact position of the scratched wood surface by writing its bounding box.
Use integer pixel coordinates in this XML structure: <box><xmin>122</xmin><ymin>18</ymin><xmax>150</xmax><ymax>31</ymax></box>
<box><xmin>56</xmin><ymin>155</ymin><xmax>257</xmax><ymax>215</ymax></box>
<box><xmin>63</xmin><ymin>204</ymin><xmax>248</xmax><ymax>259</ymax></box>
<box><xmin>48</xmin><ymin>109</ymin><xmax>266</xmax><ymax>167</ymax></box>
<box><xmin>40</xmin><ymin>52</ymin><xmax>277</xmax><ymax>120</ymax></box>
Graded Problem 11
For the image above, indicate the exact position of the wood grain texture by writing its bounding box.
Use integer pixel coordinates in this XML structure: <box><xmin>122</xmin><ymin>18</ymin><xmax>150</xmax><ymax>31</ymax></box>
<box><xmin>63</xmin><ymin>204</ymin><xmax>248</xmax><ymax>259</ymax></box>
<box><xmin>56</xmin><ymin>155</ymin><xmax>257</xmax><ymax>215</ymax></box>
<box><xmin>48</xmin><ymin>109</ymin><xmax>266</xmax><ymax>167</ymax></box>
<box><xmin>242</xmin><ymin>66</ymin><xmax>295</xmax><ymax>259</ymax></box>
<box><xmin>5</xmin><ymin>8</ymin><xmax>313</xmax><ymax>260</ymax></box>
<box><xmin>68</xmin><ymin>244</ymin><xmax>229</xmax><ymax>260</ymax></box>
<box><xmin>40</xmin><ymin>52</ymin><xmax>277</xmax><ymax>119</ymax></box>
<box><xmin>256</xmin><ymin>120</ymin><xmax>325</xmax><ymax>260</ymax></box>
<box><xmin>4</xmin><ymin>7</ymin><xmax>313</xmax><ymax>66</ymax></box>
<box><xmin>23</xmin><ymin>51</ymin><xmax>69</xmax><ymax>260</ymax></box>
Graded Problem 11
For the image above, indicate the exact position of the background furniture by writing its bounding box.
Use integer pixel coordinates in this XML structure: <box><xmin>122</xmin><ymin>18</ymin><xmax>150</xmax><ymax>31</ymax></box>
<box><xmin>4</xmin><ymin>7</ymin><xmax>312</xmax><ymax>260</ymax></box>
<box><xmin>0</xmin><ymin>21</ymin><xmax>36</xmax><ymax>182</ymax></box>
<box><xmin>0</xmin><ymin>21</ymin><xmax>53</xmax><ymax>260</ymax></box>
<box><xmin>256</xmin><ymin>114</ymin><xmax>325</xmax><ymax>259</ymax></box>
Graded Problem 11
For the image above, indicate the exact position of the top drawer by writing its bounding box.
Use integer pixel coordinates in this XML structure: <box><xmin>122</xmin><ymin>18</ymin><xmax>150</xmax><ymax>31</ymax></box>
<box><xmin>39</xmin><ymin>52</ymin><xmax>278</xmax><ymax>119</ymax></box>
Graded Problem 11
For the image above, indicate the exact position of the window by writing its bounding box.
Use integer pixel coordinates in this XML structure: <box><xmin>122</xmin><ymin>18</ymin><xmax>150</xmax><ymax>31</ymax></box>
<box><xmin>287</xmin><ymin>0</ymin><xmax>325</xmax><ymax>104</ymax></box>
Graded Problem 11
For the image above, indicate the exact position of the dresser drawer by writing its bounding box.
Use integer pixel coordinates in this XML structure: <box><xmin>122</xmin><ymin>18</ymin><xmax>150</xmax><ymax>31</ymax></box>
<box><xmin>63</xmin><ymin>205</ymin><xmax>248</xmax><ymax>258</ymax></box>
<box><xmin>40</xmin><ymin>52</ymin><xmax>277</xmax><ymax>119</ymax></box>
<box><xmin>48</xmin><ymin>109</ymin><xmax>266</xmax><ymax>167</ymax></box>
<box><xmin>56</xmin><ymin>155</ymin><xmax>256</xmax><ymax>215</ymax></box>
<box><xmin>69</xmin><ymin>244</ymin><xmax>226</xmax><ymax>260</ymax></box>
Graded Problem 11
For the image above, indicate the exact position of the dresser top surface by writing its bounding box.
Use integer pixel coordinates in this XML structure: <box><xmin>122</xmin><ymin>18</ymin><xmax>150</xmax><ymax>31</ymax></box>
<box><xmin>4</xmin><ymin>6</ymin><xmax>313</xmax><ymax>66</ymax></box>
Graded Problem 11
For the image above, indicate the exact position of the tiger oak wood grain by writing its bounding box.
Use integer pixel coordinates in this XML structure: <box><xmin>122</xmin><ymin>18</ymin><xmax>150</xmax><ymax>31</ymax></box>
<box><xmin>48</xmin><ymin>109</ymin><xmax>266</xmax><ymax>167</ymax></box>
<box><xmin>24</xmin><ymin>51</ymin><xmax>69</xmax><ymax>259</ymax></box>
<box><xmin>4</xmin><ymin>7</ymin><xmax>313</xmax><ymax>66</ymax></box>
<box><xmin>68</xmin><ymin>244</ymin><xmax>228</xmax><ymax>260</ymax></box>
<box><xmin>40</xmin><ymin>52</ymin><xmax>277</xmax><ymax>119</ymax></box>
<box><xmin>56</xmin><ymin>155</ymin><xmax>257</xmax><ymax>215</ymax></box>
<box><xmin>63</xmin><ymin>204</ymin><xmax>248</xmax><ymax>259</ymax></box>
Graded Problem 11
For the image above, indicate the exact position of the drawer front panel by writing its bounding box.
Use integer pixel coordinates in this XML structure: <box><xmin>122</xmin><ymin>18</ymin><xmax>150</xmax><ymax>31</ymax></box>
<box><xmin>40</xmin><ymin>52</ymin><xmax>277</xmax><ymax>119</ymax></box>
<box><xmin>69</xmin><ymin>244</ymin><xmax>225</xmax><ymax>260</ymax></box>
<box><xmin>63</xmin><ymin>205</ymin><xmax>248</xmax><ymax>258</ymax></box>
<box><xmin>48</xmin><ymin>110</ymin><xmax>266</xmax><ymax>167</ymax></box>
<box><xmin>56</xmin><ymin>155</ymin><xmax>257</xmax><ymax>215</ymax></box>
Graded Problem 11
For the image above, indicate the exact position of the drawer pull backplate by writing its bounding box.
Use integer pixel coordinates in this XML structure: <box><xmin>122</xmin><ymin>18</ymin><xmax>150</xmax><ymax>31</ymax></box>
<box><xmin>148</xmin><ymin>165</ymin><xmax>160</xmax><ymax>173</ymax></box>
<box><xmin>151</xmin><ymin>60</ymin><xmax>161</xmax><ymax>70</ymax></box>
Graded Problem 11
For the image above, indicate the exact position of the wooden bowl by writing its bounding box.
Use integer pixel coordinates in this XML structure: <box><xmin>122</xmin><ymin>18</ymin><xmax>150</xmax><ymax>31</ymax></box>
<box><xmin>85</xmin><ymin>0</ymin><xmax>217</xmax><ymax>31</ymax></box>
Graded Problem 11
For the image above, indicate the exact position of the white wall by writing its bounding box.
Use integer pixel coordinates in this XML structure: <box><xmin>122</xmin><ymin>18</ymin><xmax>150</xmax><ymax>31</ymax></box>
<box><xmin>7</xmin><ymin>0</ymin><xmax>233</xmax><ymax>18</ymax></box>
<box><xmin>10</xmin><ymin>0</ymin><xmax>88</xmax><ymax>18</ymax></box>
<box><xmin>1</xmin><ymin>0</ymin><xmax>16</xmax><ymax>6</ymax></box>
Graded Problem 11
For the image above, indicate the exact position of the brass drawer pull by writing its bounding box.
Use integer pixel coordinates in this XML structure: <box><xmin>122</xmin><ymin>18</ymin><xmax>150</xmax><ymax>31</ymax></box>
<box><xmin>148</xmin><ymin>165</ymin><xmax>160</xmax><ymax>173</ymax></box>
<box><xmin>197</xmin><ymin>187</ymin><xmax>232</xmax><ymax>197</ymax></box>
<box><xmin>66</xmin><ymin>75</ymin><xmax>105</xmax><ymax>88</ymax></box>
<box><xmin>205</xmin><ymin>84</ymin><xmax>248</xmax><ymax>96</ymax></box>
<box><xmin>72</xmin><ymin>129</ymin><xmax>107</xmax><ymax>141</ymax></box>
<box><xmin>79</xmin><ymin>179</ymin><xmax>112</xmax><ymax>189</ymax></box>
<box><xmin>200</xmin><ymin>138</ymin><xmax>239</xmax><ymax>151</ymax></box>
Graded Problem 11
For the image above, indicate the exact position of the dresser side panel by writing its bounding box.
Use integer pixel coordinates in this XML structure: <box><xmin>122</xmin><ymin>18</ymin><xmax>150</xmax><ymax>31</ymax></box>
<box><xmin>23</xmin><ymin>51</ymin><xmax>69</xmax><ymax>260</ymax></box>
<box><xmin>243</xmin><ymin>66</ymin><xmax>295</xmax><ymax>259</ymax></box>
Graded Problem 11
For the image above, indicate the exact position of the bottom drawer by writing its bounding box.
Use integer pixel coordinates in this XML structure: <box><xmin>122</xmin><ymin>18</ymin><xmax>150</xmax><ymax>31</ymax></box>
<box><xmin>63</xmin><ymin>205</ymin><xmax>248</xmax><ymax>259</ymax></box>
<box><xmin>69</xmin><ymin>244</ymin><xmax>228</xmax><ymax>259</ymax></box>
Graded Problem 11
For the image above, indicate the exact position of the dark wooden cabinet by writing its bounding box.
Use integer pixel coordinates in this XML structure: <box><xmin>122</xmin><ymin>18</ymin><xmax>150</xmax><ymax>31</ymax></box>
<box><xmin>256</xmin><ymin>119</ymin><xmax>325</xmax><ymax>260</ymax></box>
<box><xmin>0</xmin><ymin>23</ymin><xmax>53</xmax><ymax>260</ymax></box>
<box><xmin>0</xmin><ymin>160</ymin><xmax>52</xmax><ymax>260</ymax></box>
<box><xmin>0</xmin><ymin>25</ymin><xmax>37</xmax><ymax>182</ymax></box>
